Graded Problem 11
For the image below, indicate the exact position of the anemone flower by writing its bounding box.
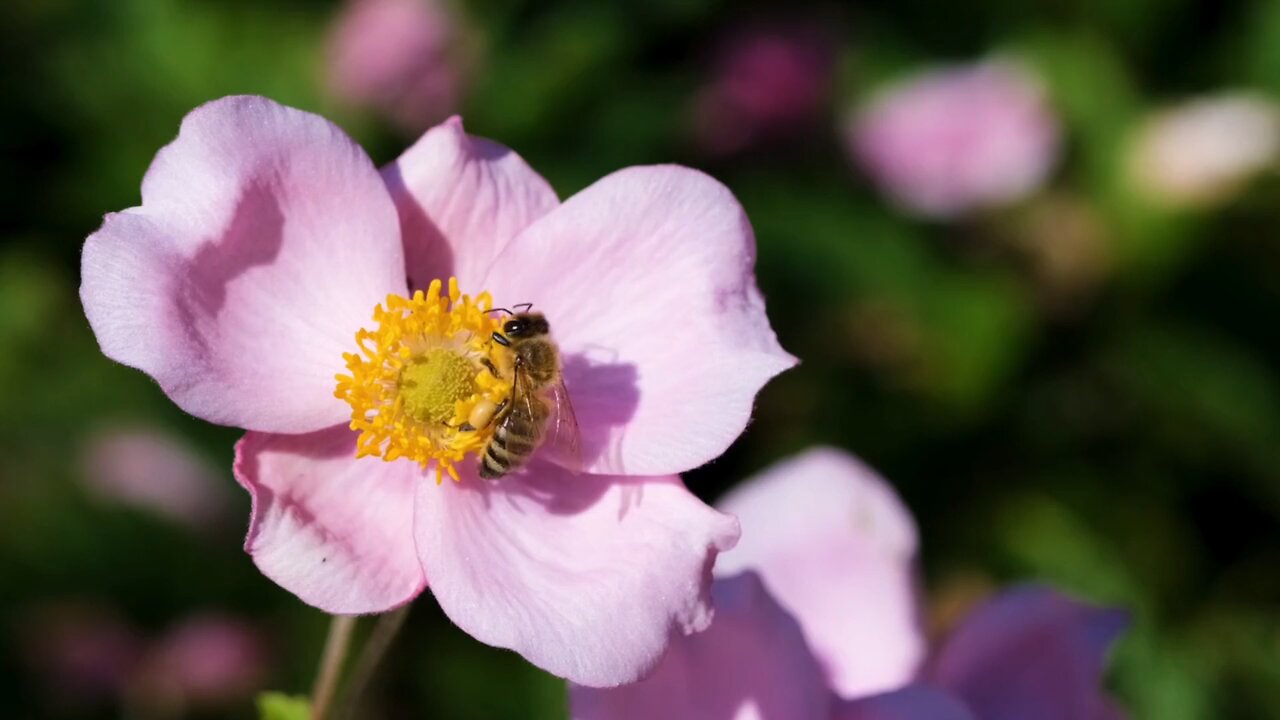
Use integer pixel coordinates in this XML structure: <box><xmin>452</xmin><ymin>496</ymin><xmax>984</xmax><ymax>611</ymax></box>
<box><xmin>571</xmin><ymin>449</ymin><xmax>1129</xmax><ymax>717</ymax></box>
<box><xmin>80</xmin><ymin>95</ymin><xmax>794</xmax><ymax>685</ymax></box>
<box><xmin>692</xmin><ymin>23</ymin><xmax>835</xmax><ymax>155</ymax></box>
<box><xmin>851</xmin><ymin>60</ymin><xmax>1060</xmax><ymax>219</ymax></box>
<box><xmin>326</xmin><ymin>0</ymin><xmax>474</xmax><ymax>131</ymax></box>
<box><xmin>131</xmin><ymin>615</ymin><xmax>268</xmax><ymax>708</ymax></box>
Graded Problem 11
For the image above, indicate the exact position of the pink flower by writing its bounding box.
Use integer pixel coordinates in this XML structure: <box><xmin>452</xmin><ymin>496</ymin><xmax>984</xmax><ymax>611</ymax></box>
<box><xmin>19</xmin><ymin>602</ymin><xmax>145</xmax><ymax>705</ymax></box>
<box><xmin>851</xmin><ymin>60</ymin><xmax>1060</xmax><ymax>219</ymax></box>
<box><xmin>326</xmin><ymin>0</ymin><xmax>473</xmax><ymax>131</ymax></box>
<box><xmin>571</xmin><ymin>449</ymin><xmax>1129</xmax><ymax>718</ymax></box>
<box><xmin>81</xmin><ymin>427</ymin><xmax>230</xmax><ymax>530</ymax></box>
<box><xmin>79</xmin><ymin>96</ymin><xmax>793</xmax><ymax>685</ymax></box>
<box><xmin>692</xmin><ymin>24</ymin><xmax>835</xmax><ymax>155</ymax></box>
<box><xmin>131</xmin><ymin>615</ymin><xmax>268</xmax><ymax>707</ymax></box>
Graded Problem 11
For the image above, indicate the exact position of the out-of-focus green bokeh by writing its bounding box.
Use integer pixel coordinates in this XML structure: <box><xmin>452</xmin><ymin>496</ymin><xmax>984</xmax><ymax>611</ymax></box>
<box><xmin>2</xmin><ymin>0</ymin><xmax>1279</xmax><ymax>717</ymax></box>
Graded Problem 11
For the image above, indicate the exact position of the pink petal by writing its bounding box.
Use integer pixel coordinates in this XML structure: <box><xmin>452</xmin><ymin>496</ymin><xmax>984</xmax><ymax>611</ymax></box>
<box><xmin>233</xmin><ymin>426</ymin><xmax>426</xmax><ymax>614</ymax></box>
<box><xmin>569</xmin><ymin>572</ymin><xmax>835</xmax><ymax>720</ymax></box>
<box><xmin>715</xmin><ymin>448</ymin><xmax>927</xmax><ymax>698</ymax></box>
<box><xmin>483</xmin><ymin>165</ymin><xmax>795</xmax><ymax>475</ymax></box>
<box><xmin>414</xmin><ymin>460</ymin><xmax>739</xmax><ymax>686</ymax></box>
<box><xmin>927</xmin><ymin>585</ymin><xmax>1131</xmax><ymax>720</ymax></box>
<box><xmin>81</xmin><ymin>95</ymin><xmax>406</xmax><ymax>434</ymax></box>
<box><xmin>381</xmin><ymin>116</ymin><xmax>559</xmax><ymax>292</ymax></box>
<box><xmin>836</xmin><ymin>685</ymin><xmax>975</xmax><ymax>720</ymax></box>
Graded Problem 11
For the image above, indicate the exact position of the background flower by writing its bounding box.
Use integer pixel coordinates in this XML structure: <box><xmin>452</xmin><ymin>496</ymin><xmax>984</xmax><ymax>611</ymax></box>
<box><xmin>1126</xmin><ymin>93</ymin><xmax>1280</xmax><ymax>208</ymax></box>
<box><xmin>326</xmin><ymin>0</ymin><xmax>477</xmax><ymax>132</ymax></box>
<box><xmin>850</xmin><ymin>60</ymin><xmax>1060</xmax><ymax>219</ymax></box>
<box><xmin>80</xmin><ymin>427</ymin><xmax>231</xmax><ymax>531</ymax></box>
<box><xmin>571</xmin><ymin>449</ymin><xmax>1129</xmax><ymax>719</ymax></box>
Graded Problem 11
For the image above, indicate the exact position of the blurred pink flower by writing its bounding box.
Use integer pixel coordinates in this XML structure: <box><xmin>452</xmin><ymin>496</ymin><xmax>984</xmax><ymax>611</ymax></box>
<box><xmin>1127</xmin><ymin>92</ymin><xmax>1280</xmax><ymax>208</ymax></box>
<box><xmin>327</xmin><ymin>0</ymin><xmax>473</xmax><ymax>131</ymax></box>
<box><xmin>19</xmin><ymin>603</ymin><xmax>145</xmax><ymax>704</ymax></box>
<box><xmin>851</xmin><ymin>60</ymin><xmax>1060</xmax><ymax>219</ymax></box>
<box><xmin>80</xmin><ymin>96</ymin><xmax>793</xmax><ymax>685</ymax></box>
<box><xmin>132</xmin><ymin>615</ymin><xmax>268</xmax><ymax>707</ymax></box>
<box><xmin>692</xmin><ymin>24</ymin><xmax>835</xmax><ymax>155</ymax></box>
<box><xmin>81</xmin><ymin>427</ymin><xmax>229</xmax><ymax>530</ymax></box>
<box><xmin>571</xmin><ymin>448</ymin><xmax>1129</xmax><ymax>719</ymax></box>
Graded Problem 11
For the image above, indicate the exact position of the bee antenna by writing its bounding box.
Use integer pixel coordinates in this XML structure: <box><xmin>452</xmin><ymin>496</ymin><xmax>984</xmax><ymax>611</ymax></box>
<box><xmin>514</xmin><ymin>302</ymin><xmax>534</xmax><ymax>313</ymax></box>
<box><xmin>486</xmin><ymin>307</ymin><xmax>514</xmax><ymax>316</ymax></box>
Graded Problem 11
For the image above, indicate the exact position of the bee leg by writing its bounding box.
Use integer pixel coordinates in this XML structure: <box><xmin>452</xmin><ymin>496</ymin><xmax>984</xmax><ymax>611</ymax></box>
<box><xmin>481</xmin><ymin>356</ymin><xmax>501</xmax><ymax>379</ymax></box>
<box><xmin>463</xmin><ymin>397</ymin><xmax>509</xmax><ymax>432</ymax></box>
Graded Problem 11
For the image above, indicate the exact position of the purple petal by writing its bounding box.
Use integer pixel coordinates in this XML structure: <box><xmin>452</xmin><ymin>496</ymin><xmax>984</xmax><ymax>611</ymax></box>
<box><xmin>927</xmin><ymin>584</ymin><xmax>1131</xmax><ymax>720</ymax></box>
<box><xmin>570</xmin><ymin>572</ymin><xmax>836</xmax><ymax>720</ymax></box>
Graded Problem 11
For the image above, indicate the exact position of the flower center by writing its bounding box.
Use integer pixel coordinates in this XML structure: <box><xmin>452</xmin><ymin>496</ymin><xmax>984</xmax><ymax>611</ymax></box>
<box><xmin>400</xmin><ymin>349</ymin><xmax>476</xmax><ymax>425</ymax></box>
<box><xmin>334</xmin><ymin>278</ymin><xmax>512</xmax><ymax>483</ymax></box>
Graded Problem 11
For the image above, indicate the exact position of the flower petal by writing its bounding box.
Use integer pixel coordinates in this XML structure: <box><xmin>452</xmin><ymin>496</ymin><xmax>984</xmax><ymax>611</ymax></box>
<box><xmin>233</xmin><ymin>426</ymin><xmax>426</xmax><ymax>614</ymax></box>
<box><xmin>483</xmin><ymin>165</ymin><xmax>795</xmax><ymax>475</ymax></box>
<box><xmin>835</xmin><ymin>685</ymin><xmax>975</xmax><ymax>720</ymax></box>
<box><xmin>381</xmin><ymin>116</ymin><xmax>559</xmax><ymax>292</ymax></box>
<box><xmin>569</xmin><ymin>572</ymin><xmax>835</xmax><ymax>720</ymax></box>
<box><xmin>414</xmin><ymin>460</ymin><xmax>739</xmax><ymax>686</ymax></box>
<box><xmin>715</xmin><ymin>448</ymin><xmax>927</xmax><ymax>698</ymax></box>
<box><xmin>927</xmin><ymin>585</ymin><xmax>1131</xmax><ymax>720</ymax></box>
<box><xmin>81</xmin><ymin>96</ymin><xmax>406</xmax><ymax>433</ymax></box>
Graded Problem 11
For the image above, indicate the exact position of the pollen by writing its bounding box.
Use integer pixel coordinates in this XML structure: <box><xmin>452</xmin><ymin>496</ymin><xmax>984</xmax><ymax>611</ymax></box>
<box><xmin>334</xmin><ymin>278</ymin><xmax>512</xmax><ymax>483</ymax></box>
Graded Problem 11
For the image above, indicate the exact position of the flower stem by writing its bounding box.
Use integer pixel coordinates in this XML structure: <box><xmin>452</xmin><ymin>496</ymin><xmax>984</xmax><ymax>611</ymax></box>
<box><xmin>311</xmin><ymin>614</ymin><xmax>358</xmax><ymax>720</ymax></box>
<box><xmin>336</xmin><ymin>605</ymin><xmax>412</xmax><ymax>720</ymax></box>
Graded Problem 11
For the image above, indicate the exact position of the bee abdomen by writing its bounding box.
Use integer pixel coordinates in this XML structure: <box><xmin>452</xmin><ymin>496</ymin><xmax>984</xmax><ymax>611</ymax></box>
<box><xmin>480</xmin><ymin>417</ymin><xmax>543</xmax><ymax>479</ymax></box>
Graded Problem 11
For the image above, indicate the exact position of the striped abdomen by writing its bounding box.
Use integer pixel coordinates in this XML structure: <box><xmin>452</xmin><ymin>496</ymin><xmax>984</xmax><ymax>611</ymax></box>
<box><xmin>480</xmin><ymin>393</ymin><xmax>550</xmax><ymax>479</ymax></box>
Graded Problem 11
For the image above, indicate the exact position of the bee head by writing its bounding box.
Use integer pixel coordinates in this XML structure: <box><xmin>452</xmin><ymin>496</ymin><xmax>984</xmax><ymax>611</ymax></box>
<box><xmin>503</xmin><ymin>312</ymin><xmax>549</xmax><ymax>338</ymax></box>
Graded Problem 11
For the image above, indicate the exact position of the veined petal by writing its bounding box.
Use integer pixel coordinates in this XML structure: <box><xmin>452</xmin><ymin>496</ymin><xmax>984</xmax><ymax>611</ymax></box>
<box><xmin>414</xmin><ymin>461</ymin><xmax>739</xmax><ymax>686</ymax></box>
<box><xmin>233</xmin><ymin>426</ymin><xmax>426</xmax><ymax>614</ymax></box>
<box><xmin>716</xmin><ymin>448</ymin><xmax>927</xmax><ymax>698</ymax></box>
<box><xmin>927</xmin><ymin>585</ymin><xmax>1131</xmax><ymax>720</ymax></box>
<box><xmin>483</xmin><ymin>165</ymin><xmax>795</xmax><ymax>476</ymax></box>
<box><xmin>382</xmin><ymin>116</ymin><xmax>559</xmax><ymax>292</ymax></box>
<box><xmin>570</xmin><ymin>572</ymin><xmax>835</xmax><ymax>720</ymax></box>
<box><xmin>81</xmin><ymin>96</ymin><xmax>406</xmax><ymax>433</ymax></box>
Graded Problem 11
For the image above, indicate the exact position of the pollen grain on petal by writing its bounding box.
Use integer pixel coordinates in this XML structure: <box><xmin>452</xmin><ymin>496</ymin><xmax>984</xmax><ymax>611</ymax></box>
<box><xmin>334</xmin><ymin>277</ymin><xmax>510</xmax><ymax>479</ymax></box>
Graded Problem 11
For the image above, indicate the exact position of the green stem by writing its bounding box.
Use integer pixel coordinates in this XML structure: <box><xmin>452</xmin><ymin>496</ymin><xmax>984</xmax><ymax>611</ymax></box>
<box><xmin>335</xmin><ymin>605</ymin><xmax>412</xmax><ymax>720</ymax></box>
<box><xmin>311</xmin><ymin>614</ymin><xmax>358</xmax><ymax>720</ymax></box>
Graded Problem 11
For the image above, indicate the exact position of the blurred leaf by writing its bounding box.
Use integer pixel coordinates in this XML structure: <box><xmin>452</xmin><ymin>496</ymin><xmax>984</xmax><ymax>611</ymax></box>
<box><xmin>256</xmin><ymin>692</ymin><xmax>311</xmax><ymax>720</ymax></box>
<box><xmin>1238</xmin><ymin>0</ymin><xmax>1280</xmax><ymax>95</ymax></box>
<box><xmin>1104</xmin><ymin>322</ymin><xmax>1280</xmax><ymax>508</ymax></box>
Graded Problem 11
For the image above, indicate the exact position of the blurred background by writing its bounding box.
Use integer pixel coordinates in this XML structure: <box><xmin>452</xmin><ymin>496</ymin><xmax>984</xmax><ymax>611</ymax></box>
<box><xmin>2</xmin><ymin>0</ymin><xmax>1279</xmax><ymax>717</ymax></box>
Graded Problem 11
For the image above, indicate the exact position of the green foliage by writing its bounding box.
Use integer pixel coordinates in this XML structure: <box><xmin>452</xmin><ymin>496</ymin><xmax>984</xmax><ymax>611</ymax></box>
<box><xmin>256</xmin><ymin>692</ymin><xmax>311</xmax><ymax>720</ymax></box>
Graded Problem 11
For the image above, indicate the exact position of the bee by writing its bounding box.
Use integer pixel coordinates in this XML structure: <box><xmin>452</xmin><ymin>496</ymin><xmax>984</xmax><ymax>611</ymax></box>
<box><xmin>464</xmin><ymin>309</ymin><xmax>581</xmax><ymax>479</ymax></box>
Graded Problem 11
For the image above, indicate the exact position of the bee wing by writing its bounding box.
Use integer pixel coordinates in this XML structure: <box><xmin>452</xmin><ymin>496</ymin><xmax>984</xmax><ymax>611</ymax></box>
<box><xmin>501</xmin><ymin>360</ymin><xmax>539</xmax><ymax>432</ymax></box>
<box><xmin>541</xmin><ymin>376</ymin><xmax>584</xmax><ymax>473</ymax></box>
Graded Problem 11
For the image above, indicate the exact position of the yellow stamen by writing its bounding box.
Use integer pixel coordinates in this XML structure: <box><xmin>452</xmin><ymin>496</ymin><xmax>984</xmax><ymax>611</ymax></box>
<box><xmin>334</xmin><ymin>278</ymin><xmax>512</xmax><ymax>483</ymax></box>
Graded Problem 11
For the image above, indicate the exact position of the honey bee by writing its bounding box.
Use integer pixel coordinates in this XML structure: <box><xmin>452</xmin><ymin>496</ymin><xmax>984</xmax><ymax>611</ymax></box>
<box><xmin>464</xmin><ymin>309</ymin><xmax>581</xmax><ymax>479</ymax></box>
